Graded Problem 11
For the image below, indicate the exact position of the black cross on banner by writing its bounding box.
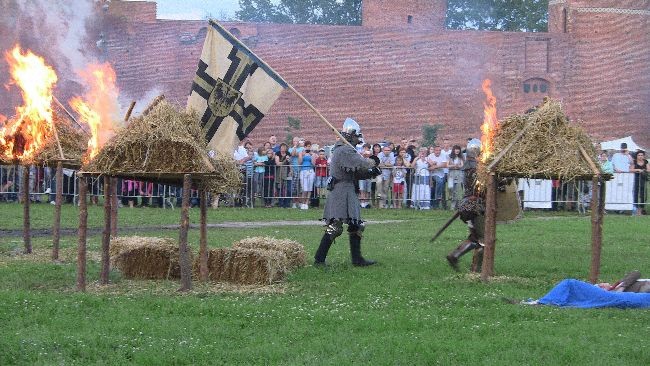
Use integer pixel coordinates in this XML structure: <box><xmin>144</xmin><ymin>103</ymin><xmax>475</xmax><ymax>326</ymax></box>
<box><xmin>191</xmin><ymin>47</ymin><xmax>265</xmax><ymax>142</ymax></box>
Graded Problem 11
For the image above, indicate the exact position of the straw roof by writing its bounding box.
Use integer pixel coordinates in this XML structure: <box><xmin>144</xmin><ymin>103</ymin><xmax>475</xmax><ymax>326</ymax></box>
<box><xmin>483</xmin><ymin>98</ymin><xmax>602</xmax><ymax>181</ymax></box>
<box><xmin>82</xmin><ymin>100</ymin><xmax>240</xmax><ymax>193</ymax></box>
<box><xmin>32</xmin><ymin>110</ymin><xmax>88</xmax><ymax>167</ymax></box>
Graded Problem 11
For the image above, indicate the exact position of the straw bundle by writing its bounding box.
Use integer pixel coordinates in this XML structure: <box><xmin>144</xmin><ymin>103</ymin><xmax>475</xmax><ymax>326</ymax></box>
<box><xmin>110</xmin><ymin>236</ymin><xmax>191</xmax><ymax>279</ymax></box>
<box><xmin>84</xmin><ymin>101</ymin><xmax>210</xmax><ymax>173</ymax></box>
<box><xmin>484</xmin><ymin>98</ymin><xmax>599</xmax><ymax>181</ymax></box>
<box><xmin>200</xmin><ymin>150</ymin><xmax>242</xmax><ymax>195</ymax></box>
<box><xmin>202</xmin><ymin>247</ymin><xmax>288</xmax><ymax>285</ymax></box>
<box><xmin>33</xmin><ymin>111</ymin><xmax>88</xmax><ymax>165</ymax></box>
<box><xmin>83</xmin><ymin>100</ymin><xmax>241</xmax><ymax>193</ymax></box>
<box><xmin>232</xmin><ymin>236</ymin><xmax>307</xmax><ymax>270</ymax></box>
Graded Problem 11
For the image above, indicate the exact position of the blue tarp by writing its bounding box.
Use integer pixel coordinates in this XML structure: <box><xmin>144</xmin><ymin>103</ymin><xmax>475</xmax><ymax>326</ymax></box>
<box><xmin>538</xmin><ymin>279</ymin><xmax>650</xmax><ymax>309</ymax></box>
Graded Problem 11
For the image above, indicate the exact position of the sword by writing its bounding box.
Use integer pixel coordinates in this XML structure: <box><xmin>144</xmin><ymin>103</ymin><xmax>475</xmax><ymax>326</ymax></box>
<box><xmin>430</xmin><ymin>211</ymin><xmax>461</xmax><ymax>242</ymax></box>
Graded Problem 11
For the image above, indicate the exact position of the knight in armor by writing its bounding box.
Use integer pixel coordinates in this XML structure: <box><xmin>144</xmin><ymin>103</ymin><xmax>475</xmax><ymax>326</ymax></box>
<box><xmin>314</xmin><ymin>118</ymin><xmax>381</xmax><ymax>266</ymax></box>
<box><xmin>446</xmin><ymin>138</ymin><xmax>486</xmax><ymax>270</ymax></box>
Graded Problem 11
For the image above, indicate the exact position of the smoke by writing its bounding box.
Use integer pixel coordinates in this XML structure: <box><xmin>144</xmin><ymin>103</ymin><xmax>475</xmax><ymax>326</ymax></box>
<box><xmin>126</xmin><ymin>87</ymin><xmax>165</xmax><ymax>118</ymax></box>
<box><xmin>15</xmin><ymin>0</ymin><xmax>97</xmax><ymax>81</ymax></box>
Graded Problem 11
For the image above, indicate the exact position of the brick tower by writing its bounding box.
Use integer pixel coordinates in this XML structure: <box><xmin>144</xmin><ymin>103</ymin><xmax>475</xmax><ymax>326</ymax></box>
<box><xmin>548</xmin><ymin>0</ymin><xmax>650</xmax><ymax>143</ymax></box>
<box><xmin>361</xmin><ymin>0</ymin><xmax>447</xmax><ymax>29</ymax></box>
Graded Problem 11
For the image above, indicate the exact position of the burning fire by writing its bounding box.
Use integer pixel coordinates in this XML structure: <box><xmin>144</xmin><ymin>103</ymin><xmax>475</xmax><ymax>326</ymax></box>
<box><xmin>69</xmin><ymin>63</ymin><xmax>120</xmax><ymax>161</ymax></box>
<box><xmin>0</xmin><ymin>45</ymin><xmax>58</xmax><ymax>161</ymax></box>
<box><xmin>480</xmin><ymin>79</ymin><xmax>498</xmax><ymax>162</ymax></box>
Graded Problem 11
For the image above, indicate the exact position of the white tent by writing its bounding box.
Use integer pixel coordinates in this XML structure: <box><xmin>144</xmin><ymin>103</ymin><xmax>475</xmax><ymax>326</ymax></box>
<box><xmin>600</xmin><ymin>136</ymin><xmax>645</xmax><ymax>151</ymax></box>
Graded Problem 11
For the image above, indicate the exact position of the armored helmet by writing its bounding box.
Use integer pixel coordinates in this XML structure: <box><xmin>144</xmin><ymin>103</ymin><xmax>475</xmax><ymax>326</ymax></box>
<box><xmin>342</xmin><ymin>117</ymin><xmax>362</xmax><ymax>137</ymax></box>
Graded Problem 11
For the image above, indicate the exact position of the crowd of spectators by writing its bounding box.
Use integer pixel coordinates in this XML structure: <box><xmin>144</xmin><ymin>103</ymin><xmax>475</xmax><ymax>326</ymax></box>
<box><xmin>1</xmin><ymin>139</ymin><xmax>647</xmax><ymax>214</ymax></box>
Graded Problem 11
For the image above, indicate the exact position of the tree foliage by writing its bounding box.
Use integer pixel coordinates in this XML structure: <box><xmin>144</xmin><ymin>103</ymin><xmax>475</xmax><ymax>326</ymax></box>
<box><xmin>421</xmin><ymin>124</ymin><xmax>443</xmax><ymax>148</ymax></box>
<box><xmin>237</xmin><ymin>0</ymin><xmax>361</xmax><ymax>25</ymax></box>
<box><xmin>447</xmin><ymin>0</ymin><xmax>548</xmax><ymax>32</ymax></box>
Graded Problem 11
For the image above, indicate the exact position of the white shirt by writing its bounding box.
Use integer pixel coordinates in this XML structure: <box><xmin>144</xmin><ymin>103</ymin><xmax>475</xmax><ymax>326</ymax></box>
<box><xmin>441</xmin><ymin>148</ymin><xmax>451</xmax><ymax>174</ymax></box>
<box><xmin>427</xmin><ymin>153</ymin><xmax>447</xmax><ymax>178</ymax></box>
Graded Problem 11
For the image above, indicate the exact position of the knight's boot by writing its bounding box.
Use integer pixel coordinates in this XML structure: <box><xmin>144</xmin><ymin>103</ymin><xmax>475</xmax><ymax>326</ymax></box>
<box><xmin>446</xmin><ymin>241</ymin><xmax>480</xmax><ymax>271</ymax></box>
<box><xmin>350</xmin><ymin>234</ymin><xmax>376</xmax><ymax>266</ymax></box>
<box><xmin>314</xmin><ymin>233</ymin><xmax>335</xmax><ymax>266</ymax></box>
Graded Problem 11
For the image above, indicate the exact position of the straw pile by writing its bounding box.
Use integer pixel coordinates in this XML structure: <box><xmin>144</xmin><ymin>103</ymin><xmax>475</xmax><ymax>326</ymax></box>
<box><xmin>84</xmin><ymin>101</ymin><xmax>209</xmax><ymax>173</ymax></box>
<box><xmin>33</xmin><ymin>111</ymin><xmax>88</xmax><ymax>165</ymax></box>
<box><xmin>202</xmin><ymin>247</ymin><xmax>288</xmax><ymax>285</ymax></box>
<box><xmin>110</xmin><ymin>236</ymin><xmax>191</xmax><ymax>280</ymax></box>
<box><xmin>483</xmin><ymin>98</ymin><xmax>599</xmax><ymax>181</ymax></box>
<box><xmin>83</xmin><ymin>100</ymin><xmax>240</xmax><ymax>193</ymax></box>
<box><xmin>232</xmin><ymin>236</ymin><xmax>307</xmax><ymax>270</ymax></box>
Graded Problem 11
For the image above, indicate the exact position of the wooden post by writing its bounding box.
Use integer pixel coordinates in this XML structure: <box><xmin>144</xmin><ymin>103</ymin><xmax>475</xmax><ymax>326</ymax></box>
<box><xmin>178</xmin><ymin>174</ymin><xmax>193</xmax><ymax>291</ymax></box>
<box><xmin>589</xmin><ymin>175</ymin><xmax>603</xmax><ymax>284</ymax></box>
<box><xmin>100</xmin><ymin>178</ymin><xmax>112</xmax><ymax>285</ymax></box>
<box><xmin>110</xmin><ymin>177</ymin><xmax>118</xmax><ymax>236</ymax></box>
<box><xmin>52</xmin><ymin>161</ymin><xmax>63</xmax><ymax>261</ymax></box>
<box><xmin>481</xmin><ymin>172</ymin><xmax>497</xmax><ymax>282</ymax></box>
<box><xmin>77</xmin><ymin>176</ymin><xmax>88</xmax><ymax>292</ymax></box>
<box><xmin>22</xmin><ymin>166</ymin><xmax>32</xmax><ymax>254</ymax></box>
<box><xmin>199</xmin><ymin>188</ymin><xmax>209</xmax><ymax>281</ymax></box>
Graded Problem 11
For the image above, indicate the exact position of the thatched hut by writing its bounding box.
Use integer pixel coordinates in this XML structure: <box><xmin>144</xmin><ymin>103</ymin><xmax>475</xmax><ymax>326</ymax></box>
<box><xmin>479</xmin><ymin>98</ymin><xmax>607</xmax><ymax>283</ymax></box>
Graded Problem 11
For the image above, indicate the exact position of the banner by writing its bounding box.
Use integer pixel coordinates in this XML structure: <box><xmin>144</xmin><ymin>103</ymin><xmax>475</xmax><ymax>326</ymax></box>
<box><xmin>188</xmin><ymin>20</ymin><xmax>287</xmax><ymax>155</ymax></box>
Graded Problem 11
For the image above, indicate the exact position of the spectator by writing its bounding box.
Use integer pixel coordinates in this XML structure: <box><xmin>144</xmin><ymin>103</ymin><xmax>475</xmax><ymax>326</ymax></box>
<box><xmin>269</xmin><ymin>134</ymin><xmax>280</xmax><ymax>154</ymax></box>
<box><xmin>370</xmin><ymin>143</ymin><xmax>382</xmax><ymax>207</ymax></box>
<box><xmin>263</xmin><ymin>149</ymin><xmax>276</xmax><ymax>207</ymax></box>
<box><xmin>411</xmin><ymin>147</ymin><xmax>431</xmax><ymax>209</ymax></box>
<box><xmin>298</xmin><ymin>140</ymin><xmax>316</xmax><ymax>209</ymax></box>
<box><xmin>397</xmin><ymin>148</ymin><xmax>412</xmax><ymax>207</ymax></box>
<box><xmin>253</xmin><ymin>146</ymin><xmax>268</xmax><ymax>205</ymax></box>
<box><xmin>612</xmin><ymin>143</ymin><xmax>633</xmax><ymax>173</ymax></box>
<box><xmin>122</xmin><ymin>179</ymin><xmax>138</xmax><ymax>208</ymax></box>
<box><xmin>630</xmin><ymin>149</ymin><xmax>649</xmax><ymax>216</ymax></box>
<box><xmin>314</xmin><ymin>148</ymin><xmax>329</xmax><ymax>200</ymax></box>
<box><xmin>378</xmin><ymin>145</ymin><xmax>395</xmax><ymax>208</ymax></box>
<box><xmin>275</xmin><ymin>142</ymin><xmax>291</xmax><ymax>208</ymax></box>
<box><xmin>392</xmin><ymin>155</ymin><xmax>407</xmax><ymax>209</ymax></box>
<box><xmin>233</xmin><ymin>140</ymin><xmax>253</xmax><ymax>205</ymax></box>
<box><xmin>447</xmin><ymin>144</ymin><xmax>465</xmax><ymax>210</ymax></box>
<box><xmin>289</xmin><ymin>137</ymin><xmax>305</xmax><ymax>208</ymax></box>
<box><xmin>599</xmin><ymin>150</ymin><xmax>614</xmax><ymax>174</ymax></box>
<box><xmin>428</xmin><ymin>145</ymin><xmax>447</xmax><ymax>209</ymax></box>
<box><xmin>358</xmin><ymin>143</ymin><xmax>373</xmax><ymax>208</ymax></box>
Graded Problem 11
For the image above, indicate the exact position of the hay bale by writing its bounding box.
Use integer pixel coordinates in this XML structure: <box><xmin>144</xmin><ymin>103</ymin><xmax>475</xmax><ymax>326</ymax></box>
<box><xmin>232</xmin><ymin>236</ymin><xmax>307</xmax><ymax>270</ymax></box>
<box><xmin>110</xmin><ymin>236</ymin><xmax>190</xmax><ymax>279</ymax></box>
<box><xmin>203</xmin><ymin>247</ymin><xmax>287</xmax><ymax>285</ymax></box>
<box><xmin>484</xmin><ymin>98</ymin><xmax>599</xmax><ymax>181</ymax></box>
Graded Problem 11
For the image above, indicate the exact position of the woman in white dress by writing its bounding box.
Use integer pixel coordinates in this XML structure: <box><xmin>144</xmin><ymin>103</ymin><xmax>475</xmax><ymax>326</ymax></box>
<box><xmin>411</xmin><ymin>147</ymin><xmax>431</xmax><ymax>209</ymax></box>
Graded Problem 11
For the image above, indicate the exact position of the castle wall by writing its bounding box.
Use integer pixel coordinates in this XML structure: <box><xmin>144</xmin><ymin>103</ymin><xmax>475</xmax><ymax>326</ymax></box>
<box><xmin>362</xmin><ymin>0</ymin><xmax>447</xmax><ymax>30</ymax></box>
<box><xmin>1</xmin><ymin>0</ymin><xmax>647</xmax><ymax>148</ymax></box>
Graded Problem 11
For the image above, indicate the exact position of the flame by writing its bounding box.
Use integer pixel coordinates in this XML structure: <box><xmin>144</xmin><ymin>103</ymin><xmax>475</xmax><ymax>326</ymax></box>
<box><xmin>480</xmin><ymin>79</ymin><xmax>498</xmax><ymax>163</ymax></box>
<box><xmin>0</xmin><ymin>45</ymin><xmax>57</xmax><ymax>161</ymax></box>
<box><xmin>69</xmin><ymin>63</ymin><xmax>119</xmax><ymax>162</ymax></box>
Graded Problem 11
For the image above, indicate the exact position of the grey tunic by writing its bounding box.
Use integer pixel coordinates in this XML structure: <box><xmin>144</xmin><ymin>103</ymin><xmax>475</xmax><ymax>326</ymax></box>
<box><xmin>322</xmin><ymin>141</ymin><xmax>373</xmax><ymax>225</ymax></box>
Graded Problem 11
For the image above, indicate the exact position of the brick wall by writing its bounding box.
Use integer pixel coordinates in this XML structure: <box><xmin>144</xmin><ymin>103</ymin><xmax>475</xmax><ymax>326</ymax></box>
<box><xmin>362</xmin><ymin>0</ymin><xmax>447</xmax><ymax>30</ymax></box>
<box><xmin>107</xmin><ymin>0</ymin><xmax>157</xmax><ymax>23</ymax></box>
<box><xmin>561</xmin><ymin>0</ymin><xmax>650</xmax><ymax>144</ymax></box>
<box><xmin>1</xmin><ymin>0</ymin><xmax>648</xmax><ymax>148</ymax></box>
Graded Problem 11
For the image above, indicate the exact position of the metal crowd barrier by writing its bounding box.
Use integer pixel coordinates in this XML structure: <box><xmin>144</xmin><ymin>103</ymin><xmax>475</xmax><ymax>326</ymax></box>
<box><xmin>1</xmin><ymin>165</ymin><xmax>646</xmax><ymax>212</ymax></box>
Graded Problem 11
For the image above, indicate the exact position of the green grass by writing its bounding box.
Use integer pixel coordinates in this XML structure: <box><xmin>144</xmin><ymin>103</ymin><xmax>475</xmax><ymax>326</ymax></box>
<box><xmin>0</xmin><ymin>204</ymin><xmax>649</xmax><ymax>365</ymax></box>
